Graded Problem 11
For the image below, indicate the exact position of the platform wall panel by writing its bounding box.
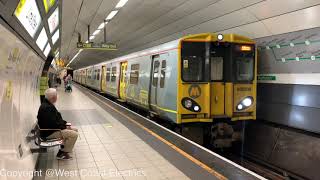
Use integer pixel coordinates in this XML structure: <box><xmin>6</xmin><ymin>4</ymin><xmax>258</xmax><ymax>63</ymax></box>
<box><xmin>0</xmin><ymin>20</ymin><xmax>44</xmax><ymax>180</ymax></box>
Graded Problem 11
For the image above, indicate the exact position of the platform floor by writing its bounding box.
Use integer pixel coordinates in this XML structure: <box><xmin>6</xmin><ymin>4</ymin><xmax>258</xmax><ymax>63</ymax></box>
<box><xmin>39</xmin><ymin>85</ymin><xmax>191</xmax><ymax>180</ymax></box>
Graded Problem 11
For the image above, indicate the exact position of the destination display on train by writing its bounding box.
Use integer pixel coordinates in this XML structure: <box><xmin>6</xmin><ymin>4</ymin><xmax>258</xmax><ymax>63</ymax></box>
<box><xmin>77</xmin><ymin>42</ymin><xmax>117</xmax><ymax>50</ymax></box>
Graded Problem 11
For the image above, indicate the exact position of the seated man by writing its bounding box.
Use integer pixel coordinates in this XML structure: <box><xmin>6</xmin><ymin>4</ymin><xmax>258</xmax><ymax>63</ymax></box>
<box><xmin>37</xmin><ymin>88</ymin><xmax>78</xmax><ymax>160</ymax></box>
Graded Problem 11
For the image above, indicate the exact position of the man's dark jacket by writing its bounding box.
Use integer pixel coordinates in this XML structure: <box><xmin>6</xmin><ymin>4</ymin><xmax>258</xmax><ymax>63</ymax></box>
<box><xmin>37</xmin><ymin>98</ymin><xmax>67</xmax><ymax>137</ymax></box>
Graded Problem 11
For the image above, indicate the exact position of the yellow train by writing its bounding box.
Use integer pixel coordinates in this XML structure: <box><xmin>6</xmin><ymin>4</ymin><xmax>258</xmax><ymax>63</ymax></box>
<box><xmin>74</xmin><ymin>33</ymin><xmax>257</xmax><ymax>148</ymax></box>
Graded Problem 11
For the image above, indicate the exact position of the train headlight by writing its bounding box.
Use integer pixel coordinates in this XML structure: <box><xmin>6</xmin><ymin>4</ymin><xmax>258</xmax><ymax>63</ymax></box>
<box><xmin>182</xmin><ymin>98</ymin><xmax>201</xmax><ymax>112</ymax></box>
<box><xmin>237</xmin><ymin>96</ymin><xmax>254</xmax><ymax>111</ymax></box>
<box><xmin>184</xmin><ymin>99</ymin><xmax>193</xmax><ymax>108</ymax></box>
<box><xmin>217</xmin><ymin>34</ymin><xmax>224</xmax><ymax>41</ymax></box>
<box><xmin>194</xmin><ymin>106</ymin><xmax>200</xmax><ymax>112</ymax></box>
<box><xmin>242</xmin><ymin>97</ymin><xmax>252</xmax><ymax>107</ymax></box>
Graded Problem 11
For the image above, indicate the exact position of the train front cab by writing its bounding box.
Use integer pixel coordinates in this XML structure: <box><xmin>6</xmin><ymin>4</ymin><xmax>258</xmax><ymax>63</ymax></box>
<box><xmin>177</xmin><ymin>33</ymin><xmax>257</xmax><ymax>148</ymax></box>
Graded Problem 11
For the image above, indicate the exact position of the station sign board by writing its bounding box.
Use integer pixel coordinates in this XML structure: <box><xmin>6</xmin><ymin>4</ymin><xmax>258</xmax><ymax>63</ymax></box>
<box><xmin>77</xmin><ymin>42</ymin><xmax>117</xmax><ymax>50</ymax></box>
<box><xmin>257</xmin><ymin>75</ymin><xmax>276</xmax><ymax>81</ymax></box>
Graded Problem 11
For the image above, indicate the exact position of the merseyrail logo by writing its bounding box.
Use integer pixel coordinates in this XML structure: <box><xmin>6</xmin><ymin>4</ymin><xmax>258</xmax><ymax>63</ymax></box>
<box><xmin>188</xmin><ymin>85</ymin><xmax>201</xmax><ymax>99</ymax></box>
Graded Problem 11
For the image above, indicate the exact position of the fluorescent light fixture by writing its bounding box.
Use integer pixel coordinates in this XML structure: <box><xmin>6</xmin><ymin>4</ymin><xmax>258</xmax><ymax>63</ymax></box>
<box><xmin>115</xmin><ymin>0</ymin><xmax>128</xmax><ymax>8</ymax></box>
<box><xmin>106</xmin><ymin>10</ymin><xmax>118</xmax><ymax>20</ymax></box>
<box><xmin>55</xmin><ymin>51</ymin><xmax>59</xmax><ymax>58</ymax></box>
<box><xmin>36</xmin><ymin>28</ymin><xmax>48</xmax><ymax>51</ymax></box>
<box><xmin>66</xmin><ymin>50</ymin><xmax>82</xmax><ymax>67</ymax></box>
<box><xmin>93</xmin><ymin>29</ymin><xmax>101</xmax><ymax>36</ymax></box>
<box><xmin>14</xmin><ymin>0</ymin><xmax>42</xmax><ymax>37</ymax></box>
<box><xmin>43</xmin><ymin>43</ymin><xmax>51</xmax><ymax>57</ymax></box>
<box><xmin>89</xmin><ymin>35</ymin><xmax>95</xmax><ymax>40</ymax></box>
<box><xmin>48</xmin><ymin>7</ymin><xmax>59</xmax><ymax>33</ymax></box>
<box><xmin>52</xmin><ymin>29</ymin><xmax>59</xmax><ymax>44</ymax></box>
<box><xmin>98</xmin><ymin>22</ymin><xmax>105</xmax><ymax>29</ymax></box>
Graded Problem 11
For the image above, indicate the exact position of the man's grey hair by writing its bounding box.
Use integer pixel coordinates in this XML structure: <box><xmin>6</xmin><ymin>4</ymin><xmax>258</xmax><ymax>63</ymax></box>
<box><xmin>45</xmin><ymin>88</ymin><xmax>57</xmax><ymax>100</ymax></box>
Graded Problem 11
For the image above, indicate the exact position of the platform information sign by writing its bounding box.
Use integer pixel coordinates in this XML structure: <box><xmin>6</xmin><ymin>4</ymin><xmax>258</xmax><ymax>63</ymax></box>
<box><xmin>77</xmin><ymin>42</ymin><xmax>117</xmax><ymax>50</ymax></box>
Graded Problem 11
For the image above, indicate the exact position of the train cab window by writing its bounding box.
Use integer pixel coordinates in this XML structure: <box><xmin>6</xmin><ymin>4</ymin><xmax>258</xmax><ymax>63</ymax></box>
<box><xmin>181</xmin><ymin>42</ymin><xmax>206</xmax><ymax>82</ymax></box>
<box><xmin>236</xmin><ymin>57</ymin><xmax>254</xmax><ymax>81</ymax></box>
<box><xmin>152</xmin><ymin>61</ymin><xmax>160</xmax><ymax>87</ymax></box>
<box><xmin>160</xmin><ymin>60</ymin><xmax>166</xmax><ymax>88</ymax></box>
<box><xmin>106</xmin><ymin>68</ymin><xmax>111</xmax><ymax>82</ymax></box>
<box><xmin>130</xmin><ymin>64</ymin><xmax>140</xmax><ymax>84</ymax></box>
<box><xmin>111</xmin><ymin>67</ymin><xmax>117</xmax><ymax>82</ymax></box>
<box><xmin>211</xmin><ymin>57</ymin><xmax>223</xmax><ymax>81</ymax></box>
<box><xmin>234</xmin><ymin>45</ymin><xmax>254</xmax><ymax>81</ymax></box>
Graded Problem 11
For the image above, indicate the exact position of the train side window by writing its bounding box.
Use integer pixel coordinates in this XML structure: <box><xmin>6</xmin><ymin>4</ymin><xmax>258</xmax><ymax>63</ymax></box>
<box><xmin>211</xmin><ymin>57</ymin><xmax>223</xmax><ymax>81</ymax></box>
<box><xmin>130</xmin><ymin>64</ymin><xmax>139</xmax><ymax>84</ymax></box>
<box><xmin>111</xmin><ymin>67</ymin><xmax>117</xmax><ymax>82</ymax></box>
<box><xmin>106</xmin><ymin>67</ymin><xmax>111</xmax><ymax>82</ymax></box>
<box><xmin>97</xmin><ymin>69</ymin><xmax>100</xmax><ymax>80</ymax></box>
<box><xmin>160</xmin><ymin>60</ymin><xmax>166</xmax><ymax>88</ymax></box>
<box><xmin>152</xmin><ymin>61</ymin><xmax>160</xmax><ymax>87</ymax></box>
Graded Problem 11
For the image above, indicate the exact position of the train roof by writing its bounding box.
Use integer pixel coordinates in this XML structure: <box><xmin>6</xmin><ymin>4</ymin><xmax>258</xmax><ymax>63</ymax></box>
<box><xmin>75</xmin><ymin>33</ymin><xmax>255</xmax><ymax>71</ymax></box>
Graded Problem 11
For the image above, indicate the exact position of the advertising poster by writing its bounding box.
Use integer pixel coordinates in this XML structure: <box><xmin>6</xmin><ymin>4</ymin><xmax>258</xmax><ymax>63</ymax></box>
<box><xmin>14</xmin><ymin>0</ymin><xmax>42</xmax><ymax>38</ymax></box>
<box><xmin>43</xmin><ymin>0</ymin><xmax>56</xmax><ymax>13</ymax></box>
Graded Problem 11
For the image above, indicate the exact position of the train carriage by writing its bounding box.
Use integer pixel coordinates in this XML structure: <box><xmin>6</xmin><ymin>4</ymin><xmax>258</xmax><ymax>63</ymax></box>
<box><xmin>75</xmin><ymin>33</ymin><xmax>257</xmax><ymax>148</ymax></box>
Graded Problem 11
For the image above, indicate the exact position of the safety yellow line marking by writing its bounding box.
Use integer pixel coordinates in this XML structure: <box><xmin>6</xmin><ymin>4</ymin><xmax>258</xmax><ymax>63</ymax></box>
<box><xmin>85</xmin><ymin>90</ymin><xmax>227</xmax><ymax>180</ymax></box>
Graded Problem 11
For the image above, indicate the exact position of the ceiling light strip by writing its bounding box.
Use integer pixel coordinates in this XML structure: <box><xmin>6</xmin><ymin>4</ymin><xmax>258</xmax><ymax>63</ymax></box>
<box><xmin>115</xmin><ymin>0</ymin><xmax>128</xmax><ymax>8</ymax></box>
<box><xmin>93</xmin><ymin>29</ymin><xmax>101</xmax><ymax>35</ymax></box>
<box><xmin>66</xmin><ymin>50</ymin><xmax>82</xmax><ymax>67</ymax></box>
<box><xmin>106</xmin><ymin>10</ymin><xmax>118</xmax><ymax>20</ymax></box>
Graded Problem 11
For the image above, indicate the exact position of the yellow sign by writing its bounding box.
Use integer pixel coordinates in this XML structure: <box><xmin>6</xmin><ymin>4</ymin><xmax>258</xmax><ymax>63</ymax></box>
<box><xmin>43</xmin><ymin>0</ymin><xmax>56</xmax><ymax>13</ymax></box>
<box><xmin>55</xmin><ymin>58</ymin><xmax>64</xmax><ymax>67</ymax></box>
<box><xmin>5</xmin><ymin>81</ymin><xmax>13</xmax><ymax>100</ymax></box>
<box><xmin>14</xmin><ymin>0</ymin><xmax>26</xmax><ymax>16</ymax></box>
<box><xmin>188</xmin><ymin>85</ymin><xmax>201</xmax><ymax>99</ymax></box>
<box><xmin>183</xmin><ymin>60</ymin><xmax>188</xmax><ymax>68</ymax></box>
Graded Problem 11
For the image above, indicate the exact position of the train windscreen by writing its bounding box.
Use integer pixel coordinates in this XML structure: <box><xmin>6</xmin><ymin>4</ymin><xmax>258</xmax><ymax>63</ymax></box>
<box><xmin>181</xmin><ymin>42</ymin><xmax>206</xmax><ymax>82</ymax></box>
<box><xmin>234</xmin><ymin>45</ymin><xmax>255</xmax><ymax>81</ymax></box>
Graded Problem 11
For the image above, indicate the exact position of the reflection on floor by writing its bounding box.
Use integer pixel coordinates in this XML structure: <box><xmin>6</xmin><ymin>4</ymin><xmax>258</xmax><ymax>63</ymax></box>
<box><xmin>37</xmin><ymin>85</ymin><xmax>189</xmax><ymax>180</ymax></box>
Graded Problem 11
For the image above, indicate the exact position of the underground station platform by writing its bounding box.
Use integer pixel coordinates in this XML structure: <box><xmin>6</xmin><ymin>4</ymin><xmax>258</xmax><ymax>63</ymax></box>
<box><xmin>32</xmin><ymin>84</ymin><xmax>266</xmax><ymax>180</ymax></box>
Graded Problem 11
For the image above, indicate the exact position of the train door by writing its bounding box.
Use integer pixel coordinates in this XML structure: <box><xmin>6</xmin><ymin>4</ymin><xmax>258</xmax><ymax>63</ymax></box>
<box><xmin>101</xmin><ymin>66</ymin><xmax>107</xmax><ymax>92</ymax></box>
<box><xmin>210</xmin><ymin>45</ymin><xmax>225</xmax><ymax>116</ymax></box>
<box><xmin>119</xmin><ymin>62</ymin><xmax>128</xmax><ymax>100</ymax></box>
<box><xmin>150</xmin><ymin>55</ymin><xmax>167</xmax><ymax>114</ymax></box>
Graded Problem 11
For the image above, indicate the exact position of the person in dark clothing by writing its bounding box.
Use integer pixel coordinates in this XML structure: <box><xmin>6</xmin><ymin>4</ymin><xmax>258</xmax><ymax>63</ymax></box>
<box><xmin>37</xmin><ymin>88</ymin><xmax>78</xmax><ymax>160</ymax></box>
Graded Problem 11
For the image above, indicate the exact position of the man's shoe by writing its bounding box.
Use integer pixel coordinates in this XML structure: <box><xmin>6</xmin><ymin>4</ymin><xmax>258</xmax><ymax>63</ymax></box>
<box><xmin>56</xmin><ymin>151</ymin><xmax>72</xmax><ymax>160</ymax></box>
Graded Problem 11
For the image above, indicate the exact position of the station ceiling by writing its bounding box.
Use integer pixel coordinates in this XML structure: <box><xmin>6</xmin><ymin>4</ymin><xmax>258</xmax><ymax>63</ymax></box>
<box><xmin>61</xmin><ymin>0</ymin><xmax>320</xmax><ymax>69</ymax></box>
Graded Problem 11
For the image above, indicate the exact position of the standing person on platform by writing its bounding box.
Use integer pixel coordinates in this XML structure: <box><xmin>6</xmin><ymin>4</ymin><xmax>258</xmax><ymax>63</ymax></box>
<box><xmin>66</xmin><ymin>74</ymin><xmax>72</xmax><ymax>84</ymax></box>
<box><xmin>37</xmin><ymin>88</ymin><xmax>78</xmax><ymax>160</ymax></box>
